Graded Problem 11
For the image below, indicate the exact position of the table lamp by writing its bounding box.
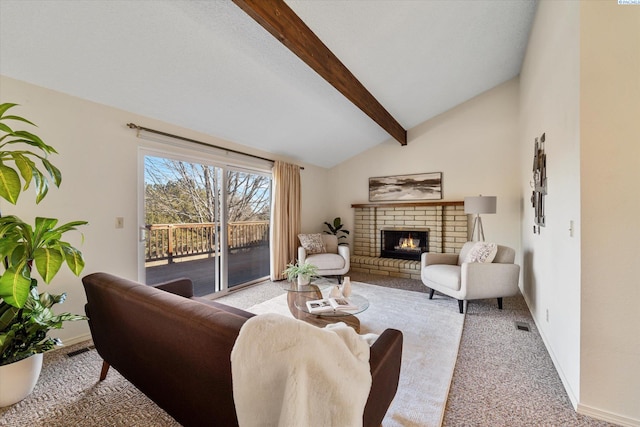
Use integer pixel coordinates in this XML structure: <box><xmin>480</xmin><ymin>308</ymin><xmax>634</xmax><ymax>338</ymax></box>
<box><xmin>464</xmin><ymin>195</ymin><xmax>497</xmax><ymax>241</ymax></box>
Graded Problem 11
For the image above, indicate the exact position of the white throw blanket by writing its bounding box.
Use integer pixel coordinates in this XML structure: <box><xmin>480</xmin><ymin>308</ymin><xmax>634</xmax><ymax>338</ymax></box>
<box><xmin>231</xmin><ymin>313</ymin><xmax>373</xmax><ymax>427</ymax></box>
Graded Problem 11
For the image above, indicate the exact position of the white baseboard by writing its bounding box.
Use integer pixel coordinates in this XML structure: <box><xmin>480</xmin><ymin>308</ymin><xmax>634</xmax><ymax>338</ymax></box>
<box><xmin>577</xmin><ymin>403</ymin><xmax>640</xmax><ymax>427</ymax></box>
<box><xmin>522</xmin><ymin>295</ymin><xmax>639</xmax><ymax>427</ymax></box>
<box><xmin>521</xmin><ymin>294</ymin><xmax>580</xmax><ymax>409</ymax></box>
<box><xmin>59</xmin><ymin>333</ymin><xmax>93</xmax><ymax>348</ymax></box>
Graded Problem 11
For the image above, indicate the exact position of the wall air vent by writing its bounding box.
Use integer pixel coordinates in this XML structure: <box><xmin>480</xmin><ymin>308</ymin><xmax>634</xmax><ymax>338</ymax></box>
<box><xmin>67</xmin><ymin>345</ymin><xmax>96</xmax><ymax>358</ymax></box>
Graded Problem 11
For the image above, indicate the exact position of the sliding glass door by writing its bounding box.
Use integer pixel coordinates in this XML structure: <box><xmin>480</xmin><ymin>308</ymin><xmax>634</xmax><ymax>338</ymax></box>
<box><xmin>141</xmin><ymin>150</ymin><xmax>270</xmax><ymax>296</ymax></box>
<box><xmin>225</xmin><ymin>168</ymin><xmax>271</xmax><ymax>288</ymax></box>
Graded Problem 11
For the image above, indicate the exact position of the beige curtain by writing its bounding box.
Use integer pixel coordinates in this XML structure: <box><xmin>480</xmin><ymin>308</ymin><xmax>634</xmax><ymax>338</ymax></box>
<box><xmin>270</xmin><ymin>161</ymin><xmax>301</xmax><ymax>281</ymax></box>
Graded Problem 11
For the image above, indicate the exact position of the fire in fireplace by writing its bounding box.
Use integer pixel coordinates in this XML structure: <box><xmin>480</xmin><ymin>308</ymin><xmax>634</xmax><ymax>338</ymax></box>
<box><xmin>380</xmin><ymin>229</ymin><xmax>429</xmax><ymax>261</ymax></box>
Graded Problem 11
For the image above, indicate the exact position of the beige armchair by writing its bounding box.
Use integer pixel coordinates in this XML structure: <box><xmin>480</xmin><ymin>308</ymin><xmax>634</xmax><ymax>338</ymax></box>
<box><xmin>420</xmin><ymin>241</ymin><xmax>520</xmax><ymax>313</ymax></box>
<box><xmin>298</xmin><ymin>234</ymin><xmax>350</xmax><ymax>283</ymax></box>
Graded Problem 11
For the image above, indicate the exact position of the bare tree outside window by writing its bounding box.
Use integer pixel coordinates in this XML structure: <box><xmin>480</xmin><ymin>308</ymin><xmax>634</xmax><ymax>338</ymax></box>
<box><xmin>226</xmin><ymin>170</ymin><xmax>270</xmax><ymax>222</ymax></box>
<box><xmin>144</xmin><ymin>157</ymin><xmax>270</xmax><ymax>225</ymax></box>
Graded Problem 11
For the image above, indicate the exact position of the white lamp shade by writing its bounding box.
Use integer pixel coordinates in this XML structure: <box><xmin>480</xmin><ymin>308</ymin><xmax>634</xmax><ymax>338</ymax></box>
<box><xmin>464</xmin><ymin>196</ymin><xmax>497</xmax><ymax>214</ymax></box>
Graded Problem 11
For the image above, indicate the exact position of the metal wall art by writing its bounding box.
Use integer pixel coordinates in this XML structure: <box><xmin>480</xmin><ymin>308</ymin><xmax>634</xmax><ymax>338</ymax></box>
<box><xmin>369</xmin><ymin>172</ymin><xmax>442</xmax><ymax>202</ymax></box>
<box><xmin>531</xmin><ymin>133</ymin><xmax>547</xmax><ymax>234</ymax></box>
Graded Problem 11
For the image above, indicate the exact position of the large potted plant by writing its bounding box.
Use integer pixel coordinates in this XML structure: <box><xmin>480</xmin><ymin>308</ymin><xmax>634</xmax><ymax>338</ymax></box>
<box><xmin>0</xmin><ymin>103</ymin><xmax>87</xmax><ymax>406</ymax></box>
<box><xmin>323</xmin><ymin>217</ymin><xmax>350</xmax><ymax>245</ymax></box>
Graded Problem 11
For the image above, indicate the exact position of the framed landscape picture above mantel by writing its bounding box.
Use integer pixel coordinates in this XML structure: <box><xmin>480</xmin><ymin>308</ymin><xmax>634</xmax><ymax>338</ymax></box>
<box><xmin>369</xmin><ymin>172</ymin><xmax>443</xmax><ymax>202</ymax></box>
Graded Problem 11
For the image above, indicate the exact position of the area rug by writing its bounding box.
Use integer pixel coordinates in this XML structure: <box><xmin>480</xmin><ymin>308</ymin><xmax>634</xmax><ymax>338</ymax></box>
<box><xmin>248</xmin><ymin>281</ymin><xmax>466</xmax><ymax>427</ymax></box>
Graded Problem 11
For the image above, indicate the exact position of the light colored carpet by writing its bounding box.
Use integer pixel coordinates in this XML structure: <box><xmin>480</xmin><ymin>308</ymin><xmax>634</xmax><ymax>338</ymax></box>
<box><xmin>442</xmin><ymin>295</ymin><xmax>619</xmax><ymax>427</ymax></box>
<box><xmin>248</xmin><ymin>282</ymin><xmax>465</xmax><ymax>427</ymax></box>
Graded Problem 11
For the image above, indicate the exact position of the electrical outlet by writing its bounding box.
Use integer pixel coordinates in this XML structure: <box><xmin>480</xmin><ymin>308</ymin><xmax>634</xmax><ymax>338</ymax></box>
<box><xmin>546</xmin><ymin>309</ymin><xmax>549</xmax><ymax>322</ymax></box>
<box><xmin>115</xmin><ymin>217</ymin><xmax>124</xmax><ymax>229</ymax></box>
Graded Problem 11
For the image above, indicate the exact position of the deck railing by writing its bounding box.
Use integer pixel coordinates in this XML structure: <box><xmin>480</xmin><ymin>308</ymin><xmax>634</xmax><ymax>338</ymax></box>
<box><xmin>146</xmin><ymin>221</ymin><xmax>269</xmax><ymax>263</ymax></box>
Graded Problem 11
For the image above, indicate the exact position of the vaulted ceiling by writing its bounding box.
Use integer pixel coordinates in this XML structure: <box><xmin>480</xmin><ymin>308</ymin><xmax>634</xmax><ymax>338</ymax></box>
<box><xmin>0</xmin><ymin>0</ymin><xmax>537</xmax><ymax>168</ymax></box>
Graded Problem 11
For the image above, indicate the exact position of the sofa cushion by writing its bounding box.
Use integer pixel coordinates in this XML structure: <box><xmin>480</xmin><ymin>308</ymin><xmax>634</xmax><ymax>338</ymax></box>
<box><xmin>464</xmin><ymin>242</ymin><xmax>498</xmax><ymax>263</ymax></box>
<box><xmin>422</xmin><ymin>265</ymin><xmax>461</xmax><ymax>291</ymax></box>
<box><xmin>299</xmin><ymin>233</ymin><xmax>326</xmax><ymax>254</ymax></box>
<box><xmin>306</xmin><ymin>253</ymin><xmax>346</xmax><ymax>270</ymax></box>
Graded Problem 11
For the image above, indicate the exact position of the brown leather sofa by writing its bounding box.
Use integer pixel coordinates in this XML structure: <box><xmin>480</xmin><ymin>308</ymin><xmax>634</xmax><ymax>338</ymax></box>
<box><xmin>82</xmin><ymin>272</ymin><xmax>403</xmax><ymax>427</ymax></box>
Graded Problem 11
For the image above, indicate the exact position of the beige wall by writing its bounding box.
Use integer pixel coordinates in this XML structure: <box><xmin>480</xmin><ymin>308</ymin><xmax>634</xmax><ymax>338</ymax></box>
<box><xmin>327</xmin><ymin>79</ymin><xmax>522</xmax><ymax>256</ymax></box>
<box><xmin>580</xmin><ymin>1</ymin><xmax>640</xmax><ymax>423</ymax></box>
<box><xmin>521</xmin><ymin>1</ymin><xmax>640</xmax><ymax>425</ymax></box>
<box><xmin>299</xmin><ymin>166</ymin><xmax>331</xmax><ymax>233</ymax></box>
<box><xmin>0</xmin><ymin>75</ymin><xmax>329</xmax><ymax>344</ymax></box>
<box><xmin>519</xmin><ymin>0</ymin><xmax>582</xmax><ymax>407</ymax></box>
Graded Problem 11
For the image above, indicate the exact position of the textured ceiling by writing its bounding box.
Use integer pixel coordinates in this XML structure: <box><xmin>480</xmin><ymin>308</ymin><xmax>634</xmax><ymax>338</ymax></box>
<box><xmin>0</xmin><ymin>0</ymin><xmax>537</xmax><ymax>168</ymax></box>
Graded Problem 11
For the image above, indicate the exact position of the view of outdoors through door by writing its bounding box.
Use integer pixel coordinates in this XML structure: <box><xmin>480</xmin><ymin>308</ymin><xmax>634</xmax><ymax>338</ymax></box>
<box><xmin>143</xmin><ymin>154</ymin><xmax>270</xmax><ymax>296</ymax></box>
<box><xmin>225</xmin><ymin>168</ymin><xmax>271</xmax><ymax>288</ymax></box>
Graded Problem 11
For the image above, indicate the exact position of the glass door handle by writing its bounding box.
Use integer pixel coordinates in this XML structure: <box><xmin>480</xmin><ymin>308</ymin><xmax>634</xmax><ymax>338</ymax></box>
<box><xmin>139</xmin><ymin>226</ymin><xmax>148</xmax><ymax>243</ymax></box>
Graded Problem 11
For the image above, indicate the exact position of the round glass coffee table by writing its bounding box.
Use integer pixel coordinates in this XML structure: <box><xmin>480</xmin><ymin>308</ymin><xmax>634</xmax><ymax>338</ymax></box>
<box><xmin>280</xmin><ymin>279</ymin><xmax>368</xmax><ymax>333</ymax></box>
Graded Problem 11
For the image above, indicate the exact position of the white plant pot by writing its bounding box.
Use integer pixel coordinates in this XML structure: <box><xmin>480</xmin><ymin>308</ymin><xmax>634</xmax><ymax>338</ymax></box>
<box><xmin>0</xmin><ymin>353</ymin><xmax>43</xmax><ymax>407</ymax></box>
<box><xmin>297</xmin><ymin>275</ymin><xmax>310</xmax><ymax>287</ymax></box>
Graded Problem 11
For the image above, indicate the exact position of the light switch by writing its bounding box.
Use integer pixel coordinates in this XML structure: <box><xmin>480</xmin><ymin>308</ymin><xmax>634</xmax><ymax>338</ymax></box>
<box><xmin>115</xmin><ymin>217</ymin><xmax>124</xmax><ymax>229</ymax></box>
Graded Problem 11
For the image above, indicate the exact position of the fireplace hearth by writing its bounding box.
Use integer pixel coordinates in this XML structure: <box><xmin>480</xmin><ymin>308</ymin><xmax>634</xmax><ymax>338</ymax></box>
<box><xmin>381</xmin><ymin>229</ymin><xmax>429</xmax><ymax>261</ymax></box>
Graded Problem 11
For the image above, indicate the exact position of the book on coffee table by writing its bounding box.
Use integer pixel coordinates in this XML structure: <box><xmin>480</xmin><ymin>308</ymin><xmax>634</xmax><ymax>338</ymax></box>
<box><xmin>306</xmin><ymin>297</ymin><xmax>358</xmax><ymax>313</ymax></box>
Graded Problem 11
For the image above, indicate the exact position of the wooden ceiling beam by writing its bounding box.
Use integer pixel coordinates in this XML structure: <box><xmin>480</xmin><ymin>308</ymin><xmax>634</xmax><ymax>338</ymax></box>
<box><xmin>232</xmin><ymin>0</ymin><xmax>407</xmax><ymax>146</ymax></box>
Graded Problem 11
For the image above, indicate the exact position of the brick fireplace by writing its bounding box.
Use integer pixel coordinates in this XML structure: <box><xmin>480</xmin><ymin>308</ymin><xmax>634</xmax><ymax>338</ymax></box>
<box><xmin>350</xmin><ymin>201</ymin><xmax>467</xmax><ymax>280</ymax></box>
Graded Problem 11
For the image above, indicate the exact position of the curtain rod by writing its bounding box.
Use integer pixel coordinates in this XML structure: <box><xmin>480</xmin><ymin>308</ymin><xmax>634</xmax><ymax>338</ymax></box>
<box><xmin>127</xmin><ymin>123</ymin><xmax>304</xmax><ymax>169</ymax></box>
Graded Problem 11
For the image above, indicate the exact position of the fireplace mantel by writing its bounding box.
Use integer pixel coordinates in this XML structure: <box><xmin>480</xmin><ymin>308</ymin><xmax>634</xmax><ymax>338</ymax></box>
<box><xmin>351</xmin><ymin>200</ymin><xmax>464</xmax><ymax>208</ymax></box>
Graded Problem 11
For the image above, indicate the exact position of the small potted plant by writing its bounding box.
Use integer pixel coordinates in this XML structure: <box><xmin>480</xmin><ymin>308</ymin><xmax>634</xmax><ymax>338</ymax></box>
<box><xmin>283</xmin><ymin>260</ymin><xmax>319</xmax><ymax>287</ymax></box>
<box><xmin>0</xmin><ymin>103</ymin><xmax>87</xmax><ymax>406</ymax></box>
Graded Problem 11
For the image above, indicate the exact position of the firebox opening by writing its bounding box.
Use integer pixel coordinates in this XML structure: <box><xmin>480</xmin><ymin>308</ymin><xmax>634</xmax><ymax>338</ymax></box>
<box><xmin>381</xmin><ymin>229</ymin><xmax>429</xmax><ymax>261</ymax></box>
